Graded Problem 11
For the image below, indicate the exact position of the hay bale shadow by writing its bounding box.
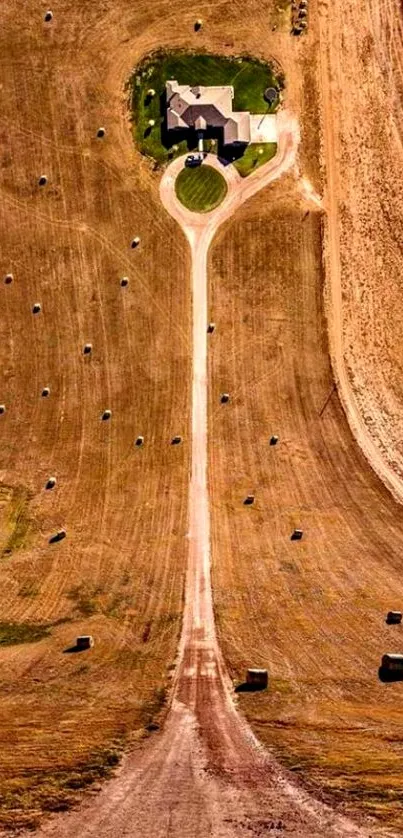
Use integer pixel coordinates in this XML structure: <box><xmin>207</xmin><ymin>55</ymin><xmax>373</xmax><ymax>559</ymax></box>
<box><xmin>63</xmin><ymin>644</ymin><xmax>83</xmax><ymax>654</ymax></box>
<box><xmin>49</xmin><ymin>530</ymin><xmax>66</xmax><ymax>544</ymax></box>
<box><xmin>235</xmin><ymin>681</ymin><xmax>267</xmax><ymax>693</ymax></box>
<box><xmin>378</xmin><ymin>666</ymin><xmax>403</xmax><ymax>683</ymax></box>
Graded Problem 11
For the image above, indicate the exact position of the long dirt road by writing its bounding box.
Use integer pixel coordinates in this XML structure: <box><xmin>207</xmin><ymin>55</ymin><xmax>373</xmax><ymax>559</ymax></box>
<box><xmin>21</xmin><ymin>116</ymin><xmax>396</xmax><ymax>838</ymax></box>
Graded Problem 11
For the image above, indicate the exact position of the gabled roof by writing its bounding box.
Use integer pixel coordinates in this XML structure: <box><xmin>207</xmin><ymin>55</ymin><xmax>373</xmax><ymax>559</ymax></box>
<box><xmin>166</xmin><ymin>80</ymin><xmax>250</xmax><ymax>144</ymax></box>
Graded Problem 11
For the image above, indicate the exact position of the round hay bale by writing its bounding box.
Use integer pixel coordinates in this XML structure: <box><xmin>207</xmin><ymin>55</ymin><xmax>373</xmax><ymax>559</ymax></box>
<box><xmin>32</xmin><ymin>302</ymin><xmax>42</xmax><ymax>314</ymax></box>
<box><xmin>76</xmin><ymin>635</ymin><xmax>94</xmax><ymax>650</ymax></box>
<box><xmin>171</xmin><ymin>435</ymin><xmax>182</xmax><ymax>445</ymax></box>
<box><xmin>44</xmin><ymin>10</ymin><xmax>53</xmax><ymax>21</ymax></box>
<box><xmin>41</xmin><ymin>387</ymin><xmax>50</xmax><ymax>397</ymax></box>
<box><xmin>207</xmin><ymin>322</ymin><xmax>215</xmax><ymax>334</ymax></box>
<box><xmin>220</xmin><ymin>393</ymin><xmax>230</xmax><ymax>404</ymax></box>
<box><xmin>83</xmin><ymin>343</ymin><xmax>92</xmax><ymax>355</ymax></box>
<box><xmin>102</xmin><ymin>409</ymin><xmax>112</xmax><ymax>421</ymax></box>
<box><xmin>269</xmin><ymin>435</ymin><xmax>279</xmax><ymax>446</ymax></box>
<box><xmin>147</xmin><ymin>88</ymin><xmax>156</xmax><ymax>98</ymax></box>
<box><xmin>386</xmin><ymin>611</ymin><xmax>402</xmax><ymax>625</ymax></box>
<box><xmin>0</xmin><ymin>405</ymin><xmax>6</xmax><ymax>415</ymax></box>
<box><xmin>194</xmin><ymin>18</ymin><xmax>203</xmax><ymax>30</ymax></box>
<box><xmin>120</xmin><ymin>276</ymin><xmax>129</xmax><ymax>287</ymax></box>
<box><xmin>4</xmin><ymin>273</ymin><xmax>13</xmax><ymax>285</ymax></box>
<box><xmin>244</xmin><ymin>494</ymin><xmax>255</xmax><ymax>506</ymax></box>
<box><xmin>148</xmin><ymin>119</ymin><xmax>155</xmax><ymax>128</ymax></box>
<box><xmin>131</xmin><ymin>236</ymin><xmax>140</xmax><ymax>248</ymax></box>
<box><xmin>38</xmin><ymin>175</ymin><xmax>48</xmax><ymax>187</ymax></box>
<box><xmin>46</xmin><ymin>476</ymin><xmax>57</xmax><ymax>489</ymax></box>
<box><xmin>135</xmin><ymin>435</ymin><xmax>144</xmax><ymax>447</ymax></box>
<box><xmin>97</xmin><ymin>127</ymin><xmax>106</xmax><ymax>138</ymax></box>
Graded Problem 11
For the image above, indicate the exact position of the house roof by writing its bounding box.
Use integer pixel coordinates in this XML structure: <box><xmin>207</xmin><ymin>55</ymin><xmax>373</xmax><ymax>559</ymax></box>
<box><xmin>166</xmin><ymin>80</ymin><xmax>251</xmax><ymax>144</ymax></box>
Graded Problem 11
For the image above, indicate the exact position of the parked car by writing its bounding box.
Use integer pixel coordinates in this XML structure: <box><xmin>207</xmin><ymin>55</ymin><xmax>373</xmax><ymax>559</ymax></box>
<box><xmin>185</xmin><ymin>154</ymin><xmax>202</xmax><ymax>167</ymax></box>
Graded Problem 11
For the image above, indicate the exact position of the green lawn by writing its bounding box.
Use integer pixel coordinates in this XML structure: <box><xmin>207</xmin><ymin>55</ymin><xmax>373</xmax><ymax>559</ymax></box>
<box><xmin>233</xmin><ymin>142</ymin><xmax>278</xmax><ymax>177</ymax></box>
<box><xmin>175</xmin><ymin>165</ymin><xmax>227</xmax><ymax>213</ymax></box>
<box><xmin>130</xmin><ymin>51</ymin><xmax>283</xmax><ymax>166</ymax></box>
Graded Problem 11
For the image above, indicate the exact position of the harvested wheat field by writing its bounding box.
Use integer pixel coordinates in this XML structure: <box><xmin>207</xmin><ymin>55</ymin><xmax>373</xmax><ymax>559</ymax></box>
<box><xmin>0</xmin><ymin>0</ymin><xmax>196</xmax><ymax>828</ymax></box>
<box><xmin>318</xmin><ymin>0</ymin><xmax>403</xmax><ymax>493</ymax></box>
<box><xmin>1</xmin><ymin>0</ymin><xmax>403</xmax><ymax>834</ymax></box>
<box><xmin>209</xmin><ymin>181</ymin><xmax>403</xmax><ymax>830</ymax></box>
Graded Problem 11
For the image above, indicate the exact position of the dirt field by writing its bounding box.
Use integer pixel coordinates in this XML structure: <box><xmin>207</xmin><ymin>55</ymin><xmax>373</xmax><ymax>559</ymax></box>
<box><xmin>2</xmin><ymin>0</ymin><xmax>403</xmax><ymax>831</ymax></box>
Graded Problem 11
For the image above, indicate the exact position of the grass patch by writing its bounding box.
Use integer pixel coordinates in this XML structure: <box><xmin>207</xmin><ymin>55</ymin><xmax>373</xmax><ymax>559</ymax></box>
<box><xmin>0</xmin><ymin>745</ymin><xmax>123</xmax><ymax>831</ymax></box>
<box><xmin>175</xmin><ymin>165</ymin><xmax>227</xmax><ymax>213</ymax></box>
<box><xmin>0</xmin><ymin>485</ymin><xmax>33</xmax><ymax>559</ymax></box>
<box><xmin>0</xmin><ymin>622</ymin><xmax>50</xmax><ymax>646</ymax></box>
<box><xmin>67</xmin><ymin>585</ymin><xmax>102</xmax><ymax>617</ymax></box>
<box><xmin>269</xmin><ymin>0</ymin><xmax>291</xmax><ymax>29</ymax></box>
<box><xmin>129</xmin><ymin>50</ymin><xmax>283</xmax><ymax>166</ymax></box>
<box><xmin>233</xmin><ymin>142</ymin><xmax>277</xmax><ymax>176</ymax></box>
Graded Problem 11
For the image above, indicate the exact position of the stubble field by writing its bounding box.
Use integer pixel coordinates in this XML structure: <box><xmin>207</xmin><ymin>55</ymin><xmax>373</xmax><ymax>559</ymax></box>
<box><xmin>1</xmin><ymin>0</ymin><xmax>403</xmax><ymax>831</ymax></box>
